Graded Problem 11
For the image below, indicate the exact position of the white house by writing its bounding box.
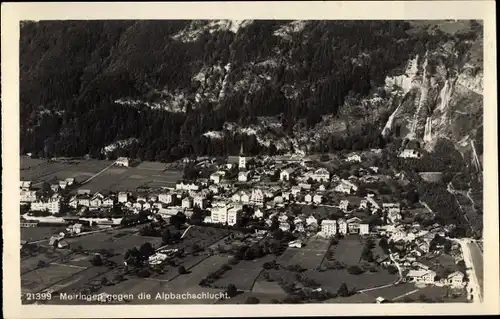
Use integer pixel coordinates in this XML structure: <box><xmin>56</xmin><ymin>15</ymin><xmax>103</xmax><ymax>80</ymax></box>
<box><xmin>158</xmin><ymin>193</ymin><xmax>174</xmax><ymax>205</ymax></box>
<box><xmin>181</xmin><ymin>197</ymin><xmax>193</xmax><ymax>209</ymax></box>
<box><xmin>20</xmin><ymin>181</ymin><xmax>32</xmax><ymax>190</ymax></box>
<box><xmin>115</xmin><ymin>157</ymin><xmax>130</xmax><ymax>167</ymax></box>
<box><xmin>335</xmin><ymin>180</ymin><xmax>358</xmax><ymax>194</ymax></box>
<box><xmin>399</xmin><ymin>149</ymin><xmax>422</xmax><ymax>159</ymax></box>
<box><xmin>210</xmin><ymin>172</ymin><xmax>223</xmax><ymax>184</ymax></box>
<box><xmin>337</xmin><ymin>219</ymin><xmax>348</xmax><ymax>235</ymax></box>
<box><xmin>251</xmin><ymin>189</ymin><xmax>264</xmax><ymax>206</ymax></box>
<box><xmin>90</xmin><ymin>196</ymin><xmax>103</xmax><ymax>209</ymax></box>
<box><xmin>313</xmin><ymin>194</ymin><xmax>323</xmax><ymax>204</ymax></box>
<box><xmin>50</xmin><ymin>184</ymin><xmax>60</xmax><ymax>193</ymax></box>
<box><xmin>291</xmin><ymin>186</ymin><xmax>301</xmax><ymax>197</ymax></box>
<box><xmin>280</xmin><ymin>168</ymin><xmax>296</xmax><ymax>181</ymax></box>
<box><xmin>288</xmin><ymin>240</ymin><xmax>303</xmax><ymax>248</ymax></box>
<box><xmin>20</xmin><ymin>190</ymin><xmax>37</xmax><ymax>203</ymax></box>
<box><xmin>253</xmin><ymin>208</ymin><xmax>264</xmax><ymax>219</ymax></box>
<box><xmin>227</xmin><ymin>207</ymin><xmax>241</xmax><ymax>226</ymax></box>
<box><xmin>321</xmin><ymin>219</ymin><xmax>337</xmax><ymax>237</ymax></box>
<box><xmin>309</xmin><ymin>168</ymin><xmax>330</xmax><ymax>182</ymax></box>
<box><xmin>304</xmin><ymin>194</ymin><xmax>312</xmax><ymax>203</ymax></box>
<box><xmin>238</xmin><ymin>171</ymin><xmax>250</xmax><ymax>182</ymax></box>
<box><xmin>339</xmin><ymin>200</ymin><xmax>349</xmax><ymax>212</ymax></box>
<box><xmin>406</xmin><ymin>269</ymin><xmax>436</xmax><ymax>284</ymax></box>
<box><xmin>208</xmin><ymin>184</ymin><xmax>220</xmax><ymax>194</ymax></box>
<box><xmin>306</xmin><ymin>215</ymin><xmax>318</xmax><ymax>226</ymax></box>
<box><xmin>58</xmin><ymin>181</ymin><xmax>68</xmax><ymax>190</ymax></box>
<box><xmin>193</xmin><ymin>196</ymin><xmax>205</xmax><ymax>209</ymax></box>
<box><xmin>118</xmin><ymin>192</ymin><xmax>128</xmax><ymax>203</ymax></box>
<box><xmin>238</xmin><ymin>145</ymin><xmax>247</xmax><ymax>170</ymax></box>
<box><xmin>359</xmin><ymin>223</ymin><xmax>370</xmax><ymax>235</ymax></box>
<box><xmin>279</xmin><ymin>222</ymin><xmax>291</xmax><ymax>232</ymax></box>
<box><xmin>30</xmin><ymin>198</ymin><xmax>61</xmax><ymax>214</ymax></box>
<box><xmin>176</xmin><ymin>182</ymin><xmax>199</xmax><ymax>192</ymax></box>
<box><xmin>445</xmin><ymin>271</ymin><xmax>465</xmax><ymax>287</ymax></box>
<box><xmin>345</xmin><ymin>153</ymin><xmax>362</xmax><ymax>162</ymax></box>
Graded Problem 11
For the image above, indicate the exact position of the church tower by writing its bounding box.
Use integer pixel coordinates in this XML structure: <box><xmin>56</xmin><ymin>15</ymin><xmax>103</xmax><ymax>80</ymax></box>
<box><xmin>239</xmin><ymin>143</ymin><xmax>246</xmax><ymax>170</ymax></box>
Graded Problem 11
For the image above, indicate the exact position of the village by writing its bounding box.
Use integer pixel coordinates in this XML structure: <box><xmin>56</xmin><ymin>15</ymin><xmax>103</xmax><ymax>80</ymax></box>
<box><xmin>20</xmin><ymin>146</ymin><xmax>475</xmax><ymax>304</ymax></box>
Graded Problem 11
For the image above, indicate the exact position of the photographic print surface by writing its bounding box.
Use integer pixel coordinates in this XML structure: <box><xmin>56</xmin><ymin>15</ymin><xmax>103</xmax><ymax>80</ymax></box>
<box><xmin>18</xmin><ymin>19</ymin><xmax>484</xmax><ymax>305</ymax></box>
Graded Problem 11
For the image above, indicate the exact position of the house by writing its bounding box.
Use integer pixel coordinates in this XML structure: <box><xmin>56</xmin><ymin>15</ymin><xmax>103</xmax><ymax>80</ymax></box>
<box><xmin>65</xmin><ymin>178</ymin><xmax>75</xmax><ymax>186</ymax></box>
<box><xmin>66</xmin><ymin>223</ymin><xmax>83</xmax><ymax>235</ymax></box>
<box><xmin>133</xmin><ymin>202</ymin><xmax>144</xmax><ymax>211</ymax></box>
<box><xmin>227</xmin><ymin>207</ymin><xmax>241</xmax><ymax>226</ymax></box>
<box><xmin>20</xmin><ymin>190</ymin><xmax>37</xmax><ymax>203</ymax></box>
<box><xmin>50</xmin><ymin>184</ymin><xmax>60</xmax><ymax>193</ymax></box>
<box><xmin>405</xmin><ymin>269</ymin><xmax>436</xmax><ymax>284</ymax></box>
<box><xmin>278</xmin><ymin>213</ymin><xmax>288</xmax><ymax>223</ymax></box>
<box><xmin>203</xmin><ymin>216</ymin><xmax>212</xmax><ymax>223</ymax></box>
<box><xmin>321</xmin><ymin>219</ymin><xmax>337</xmax><ymax>237</ymax></box>
<box><xmin>280</xmin><ymin>167</ymin><xmax>296</xmax><ymax>181</ymax></box>
<box><xmin>295</xmin><ymin>223</ymin><xmax>305</xmax><ymax>233</ymax></box>
<box><xmin>68</xmin><ymin>196</ymin><xmax>78</xmax><ymax>209</ymax></box>
<box><xmin>288</xmin><ymin>240</ymin><xmax>303</xmax><ymax>248</ymax></box>
<box><xmin>158</xmin><ymin>193</ymin><xmax>174</xmax><ymax>205</ymax></box>
<box><xmin>313</xmin><ymin>194</ymin><xmax>323</xmax><ymax>204</ymax></box>
<box><xmin>375</xmin><ymin>255</ymin><xmax>390</xmax><ymax>267</ymax></box>
<box><xmin>345</xmin><ymin>153</ymin><xmax>362</xmax><ymax>163</ymax></box>
<box><xmin>291</xmin><ymin>186</ymin><xmax>301</xmax><ymax>197</ymax></box>
<box><xmin>445</xmin><ymin>271</ymin><xmax>465</xmax><ymax>287</ymax></box>
<box><xmin>251</xmin><ymin>189</ymin><xmax>264</xmax><ymax>206</ymax></box>
<box><xmin>58</xmin><ymin>181</ymin><xmax>68</xmax><ymax>190</ymax></box>
<box><xmin>418</xmin><ymin>241</ymin><xmax>430</xmax><ymax>253</ymax></box>
<box><xmin>298</xmin><ymin>183</ymin><xmax>312</xmax><ymax>190</ymax></box>
<box><xmin>143</xmin><ymin>202</ymin><xmax>152</xmax><ymax>210</ymax></box>
<box><xmin>398</xmin><ymin>149</ymin><xmax>422</xmax><ymax>159</ymax></box>
<box><xmin>339</xmin><ymin>200</ymin><xmax>350</xmax><ymax>212</ymax></box>
<box><xmin>118</xmin><ymin>192</ymin><xmax>128</xmax><ymax>203</ymax></box>
<box><xmin>208</xmin><ymin>184</ymin><xmax>220</xmax><ymax>194</ymax></box>
<box><xmin>334</xmin><ymin>180</ymin><xmax>358</xmax><ymax>194</ymax></box>
<box><xmin>30</xmin><ymin>198</ymin><xmax>61</xmax><ymax>214</ymax></box>
<box><xmin>253</xmin><ymin>208</ymin><xmax>264</xmax><ymax>219</ymax></box>
<box><xmin>181</xmin><ymin>197</ymin><xmax>192</xmax><ymax>209</ymax></box>
<box><xmin>193</xmin><ymin>195</ymin><xmax>205</xmax><ymax>209</ymax></box>
<box><xmin>102</xmin><ymin>197</ymin><xmax>115</xmax><ymax>208</ymax></box>
<box><xmin>232</xmin><ymin>191</ymin><xmax>250</xmax><ymax>204</ymax></box>
<box><xmin>306</xmin><ymin>215</ymin><xmax>318</xmax><ymax>226</ymax></box>
<box><xmin>359</xmin><ymin>223</ymin><xmax>370</xmax><ymax>235</ymax></box>
<box><xmin>282</xmin><ymin>192</ymin><xmax>291</xmax><ymax>201</ymax></box>
<box><xmin>90</xmin><ymin>196</ymin><xmax>103</xmax><ymax>209</ymax></box>
<box><xmin>383</xmin><ymin>203</ymin><xmax>401</xmax><ymax>214</ymax></box>
<box><xmin>347</xmin><ymin>217</ymin><xmax>362</xmax><ymax>233</ymax></box>
<box><xmin>115</xmin><ymin>157</ymin><xmax>130</xmax><ymax>167</ymax></box>
<box><xmin>238</xmin><ymin>171</ymin><xmax>250</xmax><ymax>182</ymax></box>
<box><xmin>77</xmin><ymin>189</ymin><xmax>91</xmax><ymax>195</ymax></box>
<box><xmin>20</xmin><ymin>181</ymin><xmax>32</xmax><ymax>190</ymax></box>
<box><xmin>337</xmin><ymin>219</ymin><xmax>348</xmax><ymax>235</ymax></box>
<box><xmin>359</xmin><ymin>199</ymin><xmax>368</xmax><ymax>209</ymax></box>
<box><xmin>176</xmin><ymin>182</ymin><xmax>199</xmax><ymax>191</ymax></box>
<box><xmin>274</xmin><ymin>196</ymin><xmax>284</xmax><ymax>204</ymax></box>
<box><xmin>366</xmin><ymin>195</ymin><xmax>380</xmax><ymax>209</ymax></box>
<box><xmin>210</xmin><ymin>172</ymin><xmax>223</xmax><ymax>184</ymax></box>
<box><xmin>304</xmin><ymin>194</ymin><xmax>312</xmax><ymax>203</ymax></box>
<box><xmin>279</xmin><ymin>222</ymin><xmax>291</xmax><ymax>232</ymax></box>
<box><xmin>309</xmin><ymin>168</ymin><xmax>330</xmax><ymax>182</ymax></box>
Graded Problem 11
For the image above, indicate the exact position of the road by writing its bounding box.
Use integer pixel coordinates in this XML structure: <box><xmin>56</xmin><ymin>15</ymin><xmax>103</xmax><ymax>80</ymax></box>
<box><xmin>358</xmin><ymin>251</ymin><xmax>403</xmax><ymax>294</ymax></box>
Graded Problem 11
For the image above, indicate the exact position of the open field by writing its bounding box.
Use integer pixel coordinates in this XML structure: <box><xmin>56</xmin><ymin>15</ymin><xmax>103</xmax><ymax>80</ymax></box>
<box><xmin>329</xmin><ymin>235</ymin><xmax>363</xmax><ymax>266</ymax></box>
<box><xmin>21</xmin><ymin>226</ymin><xmax>67</xmax><ymax>242</ymax></box>
<box><xmin>21</xmin><ymin>159</ymin><xmax>114</xmax><ymax>185</ymax></box>
<box><xmin>284</xmin><ymin>236</ymin><xmax>330</xmax><ymax>269</ymax></box>
<box><xmin>252</xmin><ymin>280</ymin><xmax>286</xmax><ymax>295</ymax></box>
<box><xmin>305</xmin><ymin>268</ymin><xmax>397</xmax><ymax>292</ymax></box>
<box><xmin>21</xmin><ymin>264</ymin><xmax>86</xmax><ymax>293</ymax></box>
<box><xmin>167</xmin><ymin>255</ymin><xmax>233</xmax><ymax>289</ymax></box>
<box><xmin>79</xmin><ymin>166</ymin><xmax>182</xmax><ymax>192</ymax></box>
<box><xmin>21</xmin><ymin>249</ymin><xmax>73</xmax><ymax>273</ymax></box>
<box><xmin>20</xmin><ymin>158</ymin><xmax>182</xmax><ymax>192</ymax></box>
<box><xmin>212</xmin><ymin>254</ymin><xmax>276</xmax><ymax>291</ymax></box>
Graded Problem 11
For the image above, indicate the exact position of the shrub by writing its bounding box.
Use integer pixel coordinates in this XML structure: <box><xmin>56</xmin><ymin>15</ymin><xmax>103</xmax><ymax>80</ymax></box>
<box><xmin>347</xmin><ymin>265</ymin><xmax>364</xmax><ymax>275</ymax></box>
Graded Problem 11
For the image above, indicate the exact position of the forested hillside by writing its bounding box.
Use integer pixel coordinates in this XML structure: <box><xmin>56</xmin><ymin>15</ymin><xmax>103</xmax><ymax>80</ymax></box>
<box><xmin>20</xmin><ymin>20</ymin><xmax>482</xmax><ymax>163</ymax></box>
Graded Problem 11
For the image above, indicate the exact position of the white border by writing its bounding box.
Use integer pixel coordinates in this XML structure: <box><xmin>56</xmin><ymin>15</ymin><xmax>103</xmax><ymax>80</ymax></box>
<box><xmin>2</xmin><ymin>1</ymin><xmax>498</xmax><ymax>318</ymax></box>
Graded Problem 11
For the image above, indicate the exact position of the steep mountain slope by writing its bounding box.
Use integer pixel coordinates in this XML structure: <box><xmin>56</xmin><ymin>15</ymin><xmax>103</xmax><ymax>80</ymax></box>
<box><xmin>19</xmin><ymin>20</ymin><xmax>483</xmax><ymax>165</ymax></box>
